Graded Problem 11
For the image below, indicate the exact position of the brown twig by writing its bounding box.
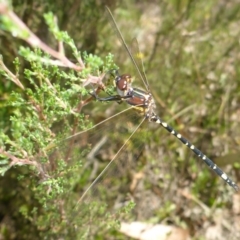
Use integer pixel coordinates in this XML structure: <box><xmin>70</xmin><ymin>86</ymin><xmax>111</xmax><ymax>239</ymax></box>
<box><xmin>0</xmin><ymin>3</ymin><xmax>81</xmax><ymax>70</ymax></box>
<box><xmin>0</xmin><ymin>57</ymin><xmax>25</xmax><ymax>90</ymax></box>
<box><xmin>0</xmin><ymin>147</ymin><xmax>46</xmax><ymax>178</ymax></box>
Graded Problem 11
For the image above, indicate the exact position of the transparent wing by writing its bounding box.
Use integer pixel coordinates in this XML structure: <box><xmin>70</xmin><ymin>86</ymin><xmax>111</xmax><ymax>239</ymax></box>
<box><xmin>105</xmin><ymin>7</ymin><xmax>148</xmax><ymax>90</ymax></box>
<box><xmin>38</xmin><ymin>101</ymin><xmax>151</xmax><ymax>238</ymax></box>
<box><xmin>130</xmin><ymin>37</ymin><xmax>150</xmax><ymax>90</ymax></box>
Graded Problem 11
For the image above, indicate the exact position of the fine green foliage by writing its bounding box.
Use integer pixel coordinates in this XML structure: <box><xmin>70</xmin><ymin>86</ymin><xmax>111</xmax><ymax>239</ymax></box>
<box><xmin>0</xmin><ymin>1</ymin><xmax>118</xmax><ymax>238</ymax></box>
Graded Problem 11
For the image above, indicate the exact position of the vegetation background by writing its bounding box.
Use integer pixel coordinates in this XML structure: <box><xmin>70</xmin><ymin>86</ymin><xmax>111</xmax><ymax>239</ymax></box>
<box><xmin>0</xmin><ymin>0</ymin><xmax>240</xmax><ymax>239</ymax></box>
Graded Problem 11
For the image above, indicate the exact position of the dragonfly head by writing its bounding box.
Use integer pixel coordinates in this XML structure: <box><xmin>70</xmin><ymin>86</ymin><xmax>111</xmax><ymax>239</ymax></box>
<box><xmin>115</xmin><ymin>74</ymin><xmax>133</xmax><ymax>96</ymax></box>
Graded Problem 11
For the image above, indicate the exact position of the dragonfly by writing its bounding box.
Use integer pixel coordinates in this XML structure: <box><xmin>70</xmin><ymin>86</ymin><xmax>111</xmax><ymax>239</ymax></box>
<box><xmin>49</xmin><ymin>6</ymin><xmax>239</xmax><ymax>238</ymax></box>
<box><xmin>80</xmin><ymin>6</ymin><xmax>239</xmax><ymax>198</ymax></box>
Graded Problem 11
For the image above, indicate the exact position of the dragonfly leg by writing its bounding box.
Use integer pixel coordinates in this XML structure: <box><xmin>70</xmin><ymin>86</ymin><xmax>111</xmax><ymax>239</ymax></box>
<box><xmin>89</xmin><ymin>87</ymin><xmax>133</xmax><ymax>103</ymax></box>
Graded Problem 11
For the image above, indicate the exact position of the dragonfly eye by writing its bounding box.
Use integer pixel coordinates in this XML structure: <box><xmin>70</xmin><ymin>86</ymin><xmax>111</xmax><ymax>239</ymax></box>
<box><xmin>115</xmin><ymin>74</ymin><xmax>132</xmax><ymax>91</ymax></box>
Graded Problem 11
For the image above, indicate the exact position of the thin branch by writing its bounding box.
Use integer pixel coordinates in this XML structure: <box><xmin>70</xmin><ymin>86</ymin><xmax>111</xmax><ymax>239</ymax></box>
<box><xmin>0</xmin><ymin>3</ymin><xmax>81</xmax><ymax>70</ymax></box>
<box><xmin>0</xmin><ymin>147</ymin><xmax>46</xmax><ymax>178</ymax></box>
<box><xmin>0</xmin><ymin>56</ymin><xmax>25</xmax><ymax>89</ymax></box>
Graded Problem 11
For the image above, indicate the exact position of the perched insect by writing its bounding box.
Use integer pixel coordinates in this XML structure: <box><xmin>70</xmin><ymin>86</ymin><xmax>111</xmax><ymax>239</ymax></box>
<box><xmin>85</xmin><ymin>7</ymin><xmax>239</xmax><ymax>194</ymax></box>
<box><xmin>48</xmin><ymin>6</ymin><xmax>239</xmax><ymax>239</ymax></box>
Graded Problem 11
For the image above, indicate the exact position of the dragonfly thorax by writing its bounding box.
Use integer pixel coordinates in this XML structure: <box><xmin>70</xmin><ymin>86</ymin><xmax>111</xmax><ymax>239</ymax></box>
<box><xmin>115</xmin><ymin>74</ymin><xmax>156</xmax><ymax>116</ymax></box>
<box><xmin>128</xmin><ymin>87</ymin><xmax>155</xmax><ymax>111</ymax></box>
